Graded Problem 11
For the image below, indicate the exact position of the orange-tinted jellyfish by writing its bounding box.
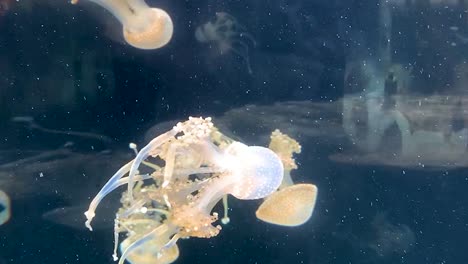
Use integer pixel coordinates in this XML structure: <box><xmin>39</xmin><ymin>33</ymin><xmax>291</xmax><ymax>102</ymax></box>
<box><xmin>72</xmin><ymin>0</ymin><xmax>173</xmax><ymax>49</ymax></box>
<box><xmin>195</xmin><ymin>12</ymin><xmax>256</xmax><ymax>74</ymax></box>
<box><xmin>256</xmin><ymin>184</ymin><xmax>317</xmax><ymax>227</ymax></box>
<box><xmin>256</xmin><ymin>129</ymin><xmax>318</xmax><ymax>227</ymax></box>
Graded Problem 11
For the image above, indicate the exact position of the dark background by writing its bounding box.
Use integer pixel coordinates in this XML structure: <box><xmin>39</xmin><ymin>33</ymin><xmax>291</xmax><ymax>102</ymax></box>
<box><xmin>0</xmin><ymin>0</ymin><xmax>467</xmax><ymax>263</ymax></box>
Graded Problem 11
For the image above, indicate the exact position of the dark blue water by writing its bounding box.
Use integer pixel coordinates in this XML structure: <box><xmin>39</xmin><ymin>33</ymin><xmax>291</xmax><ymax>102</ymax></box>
<box><xmin>0</xmin><ymin>0</ymin><xmax>467</xmax><ymax>263</ymax></box>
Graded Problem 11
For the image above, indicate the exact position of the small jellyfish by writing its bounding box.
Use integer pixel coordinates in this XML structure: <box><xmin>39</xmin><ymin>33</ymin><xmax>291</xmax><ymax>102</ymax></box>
<box><xmin>195</xmin><ymin>12</ymin><xmax>256</xmax><ymax>74</ymax></box>
<box><xmin>0</xmin><ymin>190</ymin><xmax>11</xmax><ymax>226</ymax></box>
<box><xmin>72</xmin><ymin>0</ymin><xmax>173</xmax><ymax>49</ymax></box>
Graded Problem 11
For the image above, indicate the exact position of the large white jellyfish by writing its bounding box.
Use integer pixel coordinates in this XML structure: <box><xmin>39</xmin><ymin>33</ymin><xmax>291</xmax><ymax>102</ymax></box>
<box><xmin>83</xmin><ymin>117</ymin><xmax>317</xmax><ymax>264</ymax></box>
<box><xmin>195</xmin><ymin>12</ymin><xmax>256</xmax><ymax>74</ymax></box>
<box><xmin>72</xmin><ymin>0</ymin><xmax>173</xmax><ymax>49</ymax></box>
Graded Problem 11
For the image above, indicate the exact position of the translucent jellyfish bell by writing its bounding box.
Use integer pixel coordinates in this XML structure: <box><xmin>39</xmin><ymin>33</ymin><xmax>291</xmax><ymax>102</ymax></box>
<box><xmin>256</xmin><ymin>184</ymin><xmax>317</xmax><ymax>226</ymax></box>
<box><xmin>73</xmin><ymin>0</ymin><xmax>173</xmax><ymax>49</ymax></box>
<box><xmin>191</xmin><ymin>142</ymin><xmax>285</xmax><ymax>215</ymax></box>
<box><xmin>219</xmin><ymin>142</ymin><xmax>284</xmax><ymax>200</ymax></box>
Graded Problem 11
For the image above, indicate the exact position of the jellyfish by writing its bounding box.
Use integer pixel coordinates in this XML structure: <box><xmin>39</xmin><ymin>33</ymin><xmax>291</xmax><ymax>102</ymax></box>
<box><xmin>71</xmin><ymin>0</ymin><xmax>173</xmax><ymax>49</ymax></box>
<box><xmin>84</xmin><ymin>117</ymin><xmax>293</xmax><ymax>264</ymax></box>
<box><xmin>195</xmin><ymin>12</ymin><xmax>256</xmax><ymax>74</ymax></box>
<box><xmin>0</xmin><ymin>190</ymin><xmax>11</xmax><ymax>226</ymax></box>
<box><xmin>256</xmin><ymin>130</ymin><xmax>318</xmax><ymax>227</ymax></box>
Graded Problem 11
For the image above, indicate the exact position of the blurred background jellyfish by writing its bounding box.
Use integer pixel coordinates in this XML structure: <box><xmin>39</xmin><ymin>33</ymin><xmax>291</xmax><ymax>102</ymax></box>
<box><xmin>0</xmin><ymin>190</ymin><xmax>11</xmax><ymax>225</ymax></box>
<box><xmin>71</xmin><ymin>0</ymin><xmax>173</xmax><ymax>49</ymax></box>
<box><xmin>195</xmin><ymin>12</ymin><xmax>256</xmax><ymax>74</ymax></box>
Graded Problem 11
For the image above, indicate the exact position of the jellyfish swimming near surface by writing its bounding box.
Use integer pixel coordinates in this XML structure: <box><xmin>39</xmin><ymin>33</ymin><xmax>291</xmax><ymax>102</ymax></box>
<box><xmin>71</xmin><ymin>0</ymin><xmax>173</xmax><ymax>49</ymax></box>
<box><xmin>195</xmin><ymin>12</ymin><xmax>256</xmax><ymax>74</ymax></box>
<box><xmin>0</xmin><ymin>190</ymin><xmax>11</xmax><ymax>226</ymax></box>
<box><xmin>83</xmin><ymin>117</ymin><xmax>317</xmax><ymax>264</ymax></box>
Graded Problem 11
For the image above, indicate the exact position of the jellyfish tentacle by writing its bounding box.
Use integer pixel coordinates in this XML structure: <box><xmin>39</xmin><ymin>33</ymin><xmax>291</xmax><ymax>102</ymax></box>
<box><xmin>128</xmin><ymin>127</ymin><xmax>180</xmax><ymax>201</ymax></box>
<box><xmin>162</xmin><ymin>143</ymin><xmax>177</xmax><ymax>188</ymax></box>
<box><xmin>84</xmin><ymin>161</ymin><xmax>132</xmax><ymax>231</ymax></box>
<box><xmin>230</xmin><ymin>39</ymin><xmax>253</xmax><ymax>74</ymax></box>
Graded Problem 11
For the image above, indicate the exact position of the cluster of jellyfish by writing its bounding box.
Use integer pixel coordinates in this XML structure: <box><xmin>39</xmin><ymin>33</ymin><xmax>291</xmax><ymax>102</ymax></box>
<box><xmin>84</xmin><ymin>117</ymin><xmax>318</xmax><ymax>264</ymax></box>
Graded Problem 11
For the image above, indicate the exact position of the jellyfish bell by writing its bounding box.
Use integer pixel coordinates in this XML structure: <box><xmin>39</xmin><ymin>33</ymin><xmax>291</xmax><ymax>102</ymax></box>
<box><xmin>122</xmin><ymin>7</ymin><xmax>173</xmax><ymax>50</ymax></box>
<box><xmin>72</xmin><ymin>0</ymin><xmax>173</xmax><ymax>50</ymax></box>
<box><xmin>219</xmin><ymin>142</ymin><xmax>284</xmax><ymax>200</ymax></box>
<box><xmin>256</xmin><ymin>184</ymin><xmax>318</xmax><ymax>227</ymax></box>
